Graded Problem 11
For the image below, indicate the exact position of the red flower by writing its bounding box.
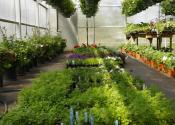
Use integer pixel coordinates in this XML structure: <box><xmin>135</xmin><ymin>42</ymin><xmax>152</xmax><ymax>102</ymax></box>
<box><xmin>91</xmin><ymin>43</ymin><xmax>97</xmax><ymax>48</ymax></box>
<box><xmin>74</xmin><ymin>45</ymin><xmax>80</xmax><ymax>48</ymax></box>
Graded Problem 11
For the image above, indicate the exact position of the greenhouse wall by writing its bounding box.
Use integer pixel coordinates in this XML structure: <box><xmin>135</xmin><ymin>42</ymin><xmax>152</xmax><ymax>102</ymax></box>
<box><xmin>77</xmin><ymin>0</ymin><xmax>126</xmax><ymax>48</ymax></box>
<box><xmin>0</xmin><ymin>0</ymin><xmax>78</xmax><ymax>50</ymax></box>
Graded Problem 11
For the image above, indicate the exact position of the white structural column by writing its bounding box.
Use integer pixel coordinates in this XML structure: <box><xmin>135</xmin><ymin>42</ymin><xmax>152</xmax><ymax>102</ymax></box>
<box><xmin>46</xmin><ymin>5</ymin><xmax>49</xmax><ymax>32</ymax></box>
<box><xmin>36</xmin><ymin>0</ymin><xmax>40</xmax><ymax>31</ymax></box>
<box><xmin>15</xmin><ymin>0</ymin><xmax>22</xmax><ymax>38</ymax></box>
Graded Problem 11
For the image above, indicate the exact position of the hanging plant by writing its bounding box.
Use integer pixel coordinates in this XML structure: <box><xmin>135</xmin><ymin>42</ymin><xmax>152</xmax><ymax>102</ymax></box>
<box><xmin>122</xmin><ymin>0</ymin><xmax>163</xmax><ymax>16</ymax></box>
<box><xmin>44</xmin><ymin>0</ymin><xmax>76</xmax><ymax>18</ymax></box>
<box><xmin>79</xmin><ymin>0</ymin><xmax>101</xmax><ymax>17</ymax></box>
<box><xmin>161</xmin><ymin>0</ymin><xmax>175</xmax><ymax>16</ymax></box>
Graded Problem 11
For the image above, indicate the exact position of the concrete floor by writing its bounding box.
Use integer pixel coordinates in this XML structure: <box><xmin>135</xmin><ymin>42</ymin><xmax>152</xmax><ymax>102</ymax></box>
<box><xmin>0</xmin><ymin>53</ymin><xmax>69</xmax><ymax>115</ymax></box>
<box><xmin>125</xmin><ymin>56</ymin><xmax>175</xmax><ymax>101</ymax></box>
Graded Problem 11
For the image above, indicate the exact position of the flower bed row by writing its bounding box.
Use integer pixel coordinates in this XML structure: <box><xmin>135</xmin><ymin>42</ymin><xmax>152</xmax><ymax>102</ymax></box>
<box><xmin>0</xmin><ymin>35</ymin><xmax>66</xmax><ymax>86</ymax></box>
<box><xmin>1</xmin><ymin>46</ymin><xmax>175</xmax><ymax>125</ymax></box>
<box><xmin>67</xmin><ymin>46</ymin><xmax>123</xmax><ymax>68</ymax></box>
<box><xmin>73</xmin><ymin>45</ymin><xmax>115</xmax><ymax>57</ymax></box>
<box><xmin>121</xmin><ymin>43</ymin><xmax>175</xmax><ymax>78</ymax></box>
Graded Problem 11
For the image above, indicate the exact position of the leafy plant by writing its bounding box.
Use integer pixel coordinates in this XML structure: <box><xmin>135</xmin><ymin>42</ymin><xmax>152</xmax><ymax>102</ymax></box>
<box><xmin>79</xmin><ymin>0</ymin><xmax>101</xmax><ymax>18</ymax></box>
<box><xmin>43</xmin><ymin>0</ymin><xmax>76</xmax><ymax>17</ymax></box>
<box><xmin>161</xmin><ymin>0</ymin><xmax>175</xmax><ymax>16</ymax></box>
<box><xmin>1</xmin><ymin>47</ymin><xmax>175</xmax><ymax>125</ymax></box>
<box><xmin>0</xmin><ymin>34</ymin><xmax>66</xmax><ymax>73</ymax></box>
<box><xmin>0</xmin><ymin>46</ymin><xmax>16</xmax><ymax>75</ymax></box>
<box><xmin>122</xmin><ymin>0</ymin><xmax>163</xmax><ymax>16</ymax></box>
<box><xmin>67</xmin><ymin>58</ymin><xmax>104</xmax><ymax>67</ymax></box>
<box><xmin>125</xmin><ymin>23</ymin><xmax>151</xmax><ymax>34</ymax></box>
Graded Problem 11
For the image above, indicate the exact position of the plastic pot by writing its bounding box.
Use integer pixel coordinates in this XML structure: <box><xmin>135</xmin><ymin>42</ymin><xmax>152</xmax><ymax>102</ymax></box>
<box><xmin>0</xmin><ymin>74</ymin><xmax>3</xmax><ymax>87</ymax></box>
<box><xmin>5</xmin><ymin>66</ymin><xmax>17</xmax><ymax>81</ymax></box>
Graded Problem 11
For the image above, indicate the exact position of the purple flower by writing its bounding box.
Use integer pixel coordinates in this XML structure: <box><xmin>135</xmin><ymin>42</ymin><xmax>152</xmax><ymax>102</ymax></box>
<box><xmin>69</xmin><ymin>54</ymin><xmax>88</xmax><ymax>59</ymax></box>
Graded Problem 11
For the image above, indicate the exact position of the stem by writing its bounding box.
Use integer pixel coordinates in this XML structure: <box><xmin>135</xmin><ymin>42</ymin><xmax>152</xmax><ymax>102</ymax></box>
<box><xmin>93</xmin><ymin>16</ymin><xmax>96</xmax><ymax>44</ymax></box>
<box><xmin>86</xmin><ymin>17</ymin><xmax>89</xmax><ymax>46</ymax></box>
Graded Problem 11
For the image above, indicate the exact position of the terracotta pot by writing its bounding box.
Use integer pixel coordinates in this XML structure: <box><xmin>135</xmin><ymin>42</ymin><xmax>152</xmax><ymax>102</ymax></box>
<box><xmin>147</xmin><ymin>60</ymin><xmax>151</xmax><ymax>66</ymax></box>
<box><xmin>128</xmin><ymin>51</ymin><xmax>132</xmax><ymax>56</ymax></box>
<box><xmin>143</xmin><ymin>57</ymin><xmax>147</xmax><ymax>63</ymax></box>
<box><xmin>150</xmin><ymin>60</ymin><xmax>154</xmax><ymax>68</ymax></box>
<box><xmin>136</xmin><ymin>53</ymin><xmax>140</xmax><ymax>60</ymax></box>
<box><xmin>131</xmin><ymin>52</ymin><xmax>134</xmax><ymax>57</ymax></box>
<box><xmin>133</xmin><ymin>52</ymin><xmax>136</xmax><ymax>58</ymax></box>
<box><xmin>140</xmin><ymin>56</ymin><xmax>144</xmax><ymax>63</ymax></box>
<box><xmin>158</xmin><ymin>63</ymin><xmax>165</xmax><ymax>72</ymax></box>
<box><xmin>166</xmin><ymin>68</ymin><xmax>175</xmax><ymax>78</ymax></box>
<box><xmin>153</xmin><ymin>62</ymin><xmax>158</xmax><ymax>69</ymax></box>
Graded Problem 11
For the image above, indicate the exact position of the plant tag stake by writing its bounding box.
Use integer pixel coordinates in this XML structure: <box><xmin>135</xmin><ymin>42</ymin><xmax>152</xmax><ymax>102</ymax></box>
<box><xmin>143</xmin><ymin>84</ymin><xmax>147</xmax><ymax>90</ymax></box>
<box><xmin>61</xmin><ymin>123</ymin><xmax>64</xmax><ymax>125</ymax></box>
<box><xmin>115</xmin><ymin>120</ymin><xmax>119</xmax><ymax>125</ymax></box>
<box><xmin>90</xmin><ymin>115</ymin><xmax>94</xmax><ymax>125</ymax></box>
<box><xmin>72</xmin><ymin>60</ymin><xmax>75</xmax><ymax>65</ymax></box>
<box><xmin>84</xmin><ymin>112</ymin><xmax>88</xmax><ymax>123</ymax></box>
<box><xmin>76</xmin><ymin>111</ymin><xmax>79</xmax><ymax>122</ymax></box>
<box><xmin>70</xmin><ymin>107</ymin><xmax>74</xmax><ymax>125</ymax></box>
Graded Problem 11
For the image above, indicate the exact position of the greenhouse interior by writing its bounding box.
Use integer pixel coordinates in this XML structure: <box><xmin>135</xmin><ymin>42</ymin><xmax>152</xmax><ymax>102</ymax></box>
<box><xmin>0</xmin><ymin>0</ymin><xmax>175</xmax><ymax>124</ymax></box>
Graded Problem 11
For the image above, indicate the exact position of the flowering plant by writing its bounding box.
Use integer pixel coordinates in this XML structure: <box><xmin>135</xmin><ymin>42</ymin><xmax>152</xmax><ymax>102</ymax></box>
<box><xmin>68</xmin><ymin>54</ymin><xmax>88</xmax><ymax>59</ymax></box>
<box><xmin>91</xmin><ymin>43</ymin><xmax>97</xmax><ymax>48</ymax></box>
<box><xmin>0</xmin><ymin>47</ymin><xmax>16</xmax><ymax>74</ymax></box>
<box><xmin>74</xmin><ymin>45</ymin><xmax>80</xmax><ymax>48</ymax></box>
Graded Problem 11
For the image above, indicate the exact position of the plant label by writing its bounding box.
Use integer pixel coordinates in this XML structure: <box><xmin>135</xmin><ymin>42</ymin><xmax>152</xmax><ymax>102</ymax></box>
<box><xmin>115</xmin><ymin>120</ymin><xmax>119</xmax><ymax>125</ymax></box>
<box><xmin>84</xmin><ymin>112</ymin><xmax>88</xmax><ymax>123</ymax></box>
<box><xmin>70</xmin><ymin>107</ymin><xmax>74</xmax><ymax>125</ymax></box>
<box><xmin>76</xmin><ymin>111</ymin><xmax>79</xmax><ymax>121</ymax></box>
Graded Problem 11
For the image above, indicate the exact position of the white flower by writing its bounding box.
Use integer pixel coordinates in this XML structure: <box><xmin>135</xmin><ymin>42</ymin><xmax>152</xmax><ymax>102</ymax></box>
<box><xmin>162</xmin><ymin>56</ymin><xmax>167</xmax><ymax>61</ymax></box>
<box><xmin>109</xmin><ymin>69</ymin><xmax>113</xmax><ymax>73</ymax></box>
<box><xmin>115</xmin><ymin>65</ymin><xmax>120</xmax><ymax>69</ymax></box>
<box><xmin>172</xmin><ymin>57</ymin><xmax>175</xmax><ymax>60</ymax></box>
<box><xmin>119</xmin><ymin>68</ymin><xmax>125</xmax><ymax>73</ymax></box>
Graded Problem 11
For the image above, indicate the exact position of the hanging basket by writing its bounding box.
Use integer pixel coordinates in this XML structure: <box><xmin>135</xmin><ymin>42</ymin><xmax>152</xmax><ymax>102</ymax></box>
<box><xmin>126</xmin><ymin>34</ymin><xmax>131</xmax><ymax>40</ymax></box>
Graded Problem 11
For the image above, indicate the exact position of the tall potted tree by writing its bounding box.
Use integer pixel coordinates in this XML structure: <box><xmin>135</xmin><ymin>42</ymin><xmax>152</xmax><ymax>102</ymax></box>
<box><xmin>79</xmin><ymin>0</ymin><xmax>101</xmax><ymax>45</ymax></box>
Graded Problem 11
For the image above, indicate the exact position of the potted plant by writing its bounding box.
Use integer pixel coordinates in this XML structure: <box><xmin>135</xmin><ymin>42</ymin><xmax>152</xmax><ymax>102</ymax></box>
<box><xmin>164</xmin><ymin>57</ymin><xmax>175</xmax><ymax>77</ymax></box>
<box><xmin>0</xmin><ymin>47</ymin><xmax>16</xmax><ymax>84</ymax></box>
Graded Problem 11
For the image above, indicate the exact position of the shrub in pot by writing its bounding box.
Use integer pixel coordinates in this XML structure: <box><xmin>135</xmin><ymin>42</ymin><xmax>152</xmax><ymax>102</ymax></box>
<box><xmin>0</xmin><ymin>47</ymin><xmax>16</xmax><ymax>82</ymax></box>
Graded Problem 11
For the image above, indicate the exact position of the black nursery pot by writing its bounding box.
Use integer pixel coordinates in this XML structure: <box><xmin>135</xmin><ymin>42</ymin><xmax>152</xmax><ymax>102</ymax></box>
<box><xmin>24</xmin><ymin>65</ymin><xmax>30</xmax><ymax>72</ymax></box>
<box><xmin>17</xmin><ymin>66</ymin><xmax>26</xmax><ymax>76</ymax></box>
<box><xmin>5</xmin><ymin>66</ymin><xmax>17</xmax><ymax>81</ymax></box>
<box><xmin>0</xmin><ymin>74</ymin><xmax>3</xmax><ymax>87</ymax></box>
<box><xmin>32</xmin><ymin>57</ymin><xmax>38</xmax><ymax>67</ymax></box>
<box><xmin>33</xmin><ymin>59</ymin><xmax>38</xmax><ymax>67</ymax></box>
